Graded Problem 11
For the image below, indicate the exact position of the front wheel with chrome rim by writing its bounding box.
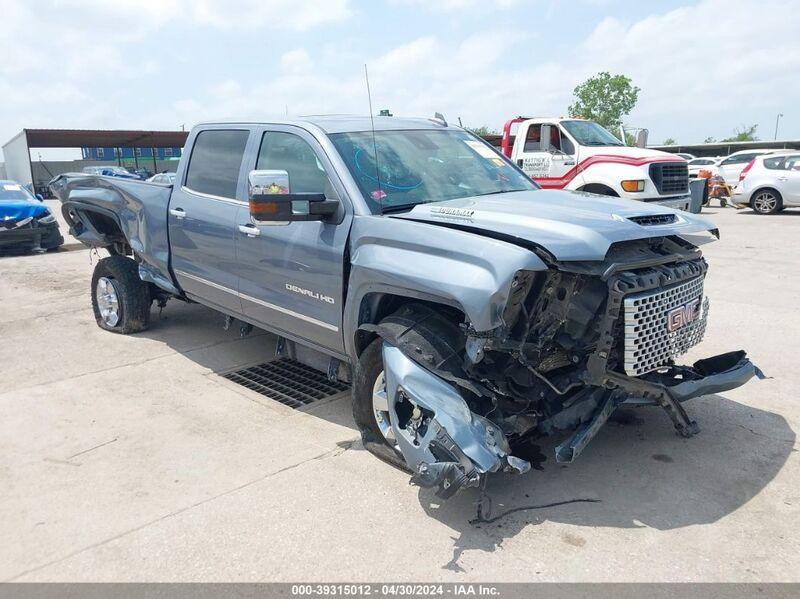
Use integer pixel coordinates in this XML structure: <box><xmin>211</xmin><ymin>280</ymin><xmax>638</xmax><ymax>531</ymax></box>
<box><xmin>751</xmin><ymin>189</ymin><xmax>782</xmax><ymax>214</ymax></box>
<box><xmin>352</xmin><ymin>337</ymin><xmax>408</xmax><ymax>471</ymax></box>
<box><xmin>351</xmin><ymin>302</ymin><xmax>466</xmax><ymax>472</ymax></box>
<box><xmin>91</xmin><ymin>255</ymin><xmax>152</xmax><ymax>334</ymax></box>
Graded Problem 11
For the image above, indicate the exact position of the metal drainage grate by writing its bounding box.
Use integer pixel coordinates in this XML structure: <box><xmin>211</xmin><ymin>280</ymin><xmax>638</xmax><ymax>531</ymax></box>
<box><xmin>222</xmin><ymin>358</ymin><xmax>350</xmax><ymax>409</ymax></box>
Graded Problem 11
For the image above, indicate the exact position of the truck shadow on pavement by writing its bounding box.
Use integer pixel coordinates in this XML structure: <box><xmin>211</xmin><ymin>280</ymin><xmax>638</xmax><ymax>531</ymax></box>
<box><xmin>416</xmin><ymin>399</ymin><xmax>795</xmax><ymax>571</ymax></box>
<box><xmin>139</xmin><ymin>302</ymin><xmax>795</xmax><ymax>571</ymax></box>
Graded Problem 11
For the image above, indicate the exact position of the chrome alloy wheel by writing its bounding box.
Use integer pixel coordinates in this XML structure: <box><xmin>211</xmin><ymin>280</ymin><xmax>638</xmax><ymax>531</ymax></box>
<box><xmin>96</xmin><ymin>277</ymin><xmax>120</xmax><ymax>327</ymax></box>
<box><xmin>753</xmin><ymin>191</ymin><xmax>778</xmax><ymax>213</ymax></box>
<box><xmin>372</xmin><ymin>370</ymin><xmax>396</xmax><ymax>443</ymax></box>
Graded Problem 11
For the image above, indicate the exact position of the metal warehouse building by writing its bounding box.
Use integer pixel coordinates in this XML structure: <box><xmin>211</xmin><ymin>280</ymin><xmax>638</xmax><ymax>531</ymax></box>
<box><xmin>2</xmin><ymin>128</ymin><xmax>189</xmax><ymax>194</ymax></box>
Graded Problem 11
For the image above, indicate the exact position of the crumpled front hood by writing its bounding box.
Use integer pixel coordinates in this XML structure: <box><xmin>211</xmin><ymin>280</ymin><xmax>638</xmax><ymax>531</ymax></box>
<box><xmin>0</xmin><ymin>201</ymin><xmax>49</xmax><ymax>222</ymax></box>
<box><xmin>389</xmin><ymin>189</ymin><xmax>717</xmax><ymax>261</ymax></box>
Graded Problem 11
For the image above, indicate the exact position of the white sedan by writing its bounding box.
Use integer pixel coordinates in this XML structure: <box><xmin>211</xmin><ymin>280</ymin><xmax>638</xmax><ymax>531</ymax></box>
<box><xmin>732</xmin><ymin>153</ymin><xmax>800</xmax><ymax>214</ymax></box>
<box><xmin>147</xmin><ymin>172</ymin><xmax>178</xmax><ymax>185</ymax></box>
<box><xmin>687</xmin><ymin>157</ymin><xmax>721</xmax><ymax>178</ymax></box>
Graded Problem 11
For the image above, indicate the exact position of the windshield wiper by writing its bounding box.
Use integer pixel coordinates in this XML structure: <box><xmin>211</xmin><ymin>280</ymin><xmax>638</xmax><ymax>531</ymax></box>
<box><xmin>473</xmin><ymin>189</ymin><xmax>522</xmax><ymax>197</ymax></box>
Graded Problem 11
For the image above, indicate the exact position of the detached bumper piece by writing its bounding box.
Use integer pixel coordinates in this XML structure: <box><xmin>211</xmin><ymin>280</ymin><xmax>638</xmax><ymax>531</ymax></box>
<box><xmin>382</xmin><ymin>343</ymin><xmax>530</xmax><ymax>499</ymax></box>
<box><xmin>608</xmin><ymin>350</ymin><xmax>761</xmax><ymax>437</ymax></box>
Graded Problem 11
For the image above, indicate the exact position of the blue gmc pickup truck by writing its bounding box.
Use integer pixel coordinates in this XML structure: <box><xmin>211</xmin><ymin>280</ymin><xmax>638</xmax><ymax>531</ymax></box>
<box><xmin>51</xmin><ymin>116</ymin><xmax>759</xmax><ymax>500</ymax></box>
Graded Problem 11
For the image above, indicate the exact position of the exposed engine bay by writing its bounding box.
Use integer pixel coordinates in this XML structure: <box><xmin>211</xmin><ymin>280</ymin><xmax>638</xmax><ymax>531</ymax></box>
<box><xmin>365</xmin><ymin>235</ymin><xmax>761</xmax><ymax>500</ymax></box>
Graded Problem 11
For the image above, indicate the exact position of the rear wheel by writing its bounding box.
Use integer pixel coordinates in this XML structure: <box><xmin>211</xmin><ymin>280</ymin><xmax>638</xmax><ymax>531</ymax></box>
<box><xmin>751</xmin><ymin>189</ymin><xmax>782</xmax><ymax>214</ymax></box>
<box><xmin>91</xmin><ymin>256</ymin><xmax>151</xmax><ymax>334</ymax></box>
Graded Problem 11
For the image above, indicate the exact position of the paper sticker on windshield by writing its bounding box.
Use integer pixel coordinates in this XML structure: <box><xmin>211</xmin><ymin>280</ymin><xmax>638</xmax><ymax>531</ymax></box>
<box><xmin>3</xmin><ymin>184</ymin><xmax>22</xmax><ymax>191</ymax></box>
<box><xmin>464</xmin><ymin>140</ymin><xmax>499</xmax><ymax>159</ymax></box>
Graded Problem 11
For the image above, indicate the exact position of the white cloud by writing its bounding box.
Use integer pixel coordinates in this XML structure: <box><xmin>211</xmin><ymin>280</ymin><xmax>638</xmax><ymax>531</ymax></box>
<box><xmin>392</xmin><ymin>0</ymin><xmax>520</xmax><ymax>10</ymax></box>
<box><xmin>186</xmin><ymin>0</ymin><xmax>351</xmax><ymax>30</ymax></box>
<box><xmin>167</xmin><ymin>0</ymin><xmax>800</xmax><ymax>143</ymax></box>
<box><xmin>281</xmin><ymin>49</ymin><xmax>314</xmax><ymax>74</ymax></box>
<box><xmin>0</xmin><ymin>0</ymin><xmax>355</xmax><ymax>155</ymax></box>
<box><xmin>2</xmin><ymin>0</ymin><xmax>799</xmax><ymax>160</ymax></box>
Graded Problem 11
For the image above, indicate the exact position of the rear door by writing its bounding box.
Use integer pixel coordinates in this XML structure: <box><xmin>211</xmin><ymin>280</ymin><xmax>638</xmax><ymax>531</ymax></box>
<box><xmin>169</xmin><ymin>128</ymin><xmax>250</xmax><ymax>315</ymax></box>
<box><xmin>235</xmin><ymin>126</ymin><xmax>352</xmax><ymax>353</ymax></box>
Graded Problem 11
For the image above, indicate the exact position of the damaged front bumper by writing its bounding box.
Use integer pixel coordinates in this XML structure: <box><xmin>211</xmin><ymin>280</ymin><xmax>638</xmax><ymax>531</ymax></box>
<box><xmin>0</xmin><ymin>222</ymin><xmax>63</xmax><ymax>252</ymax></box>
<box><xmin>382</xmin><ymin>343</ymin><xmax>529</xmax><ymax>499</ymax></box>
<box><xmin>382</xmin><ymin>341</ymin><xmax>760</xmax><ymax>499</ymax></box>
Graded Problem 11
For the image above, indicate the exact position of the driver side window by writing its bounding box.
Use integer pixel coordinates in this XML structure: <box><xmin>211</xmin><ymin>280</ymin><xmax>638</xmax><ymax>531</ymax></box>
<box><xmin>256</xmin><ymin>132</ymin><xmax>339</xmax><ymax>199</ymax></box>
<box><xmin>523</xmin><ymin>125</ymin><xmax>542</xmax><ymax>152</ymax></box>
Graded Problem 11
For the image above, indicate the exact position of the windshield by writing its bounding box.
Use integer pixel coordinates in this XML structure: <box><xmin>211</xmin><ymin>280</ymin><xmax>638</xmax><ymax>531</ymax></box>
<box><xmin>329</xmin><ymin>129</ymin><xmax>538</xmax><ymax>213</ymax></box>
<box><xmin>561</xmin><ymin>120</ymin><xmax>624</xmax><ymax>147</ymax></box>
<box><xmin>0</xmin><ymin>182</ymin><xmax>35</xmax><ymax>202</ymax></box>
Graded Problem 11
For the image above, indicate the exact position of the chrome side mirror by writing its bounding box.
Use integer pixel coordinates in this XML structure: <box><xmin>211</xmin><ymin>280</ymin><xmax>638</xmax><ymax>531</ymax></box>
<box><xmin>247</xmin><ymin>169</ymin><xmax>338</xmax><ymax>223</ymax></box>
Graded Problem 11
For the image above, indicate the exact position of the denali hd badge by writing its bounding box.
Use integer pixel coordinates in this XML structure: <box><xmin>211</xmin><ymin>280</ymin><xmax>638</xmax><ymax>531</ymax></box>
<box><xmin>285</xmin><ymin>283</ymin><xmax>335</xmax><ymax>304</ymax></box>
<box><xmin>666</xmin><ymin>298</ymin><xmax>701</xmax><ymax>332</ymax></box>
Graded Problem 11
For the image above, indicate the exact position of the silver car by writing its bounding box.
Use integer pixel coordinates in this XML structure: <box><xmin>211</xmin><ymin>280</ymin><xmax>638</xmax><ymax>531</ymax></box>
<box><xmin>147</xmin><ymin>172</ymin><xmax>177</xmax><ymax>185</ymax></box>
<box><xmin>732</xmin><ymin>153</ymin><xmax>800</xmax><ymax>214</ymax></box>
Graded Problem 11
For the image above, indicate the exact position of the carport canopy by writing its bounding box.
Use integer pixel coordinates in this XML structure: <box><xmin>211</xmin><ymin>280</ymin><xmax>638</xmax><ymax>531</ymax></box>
<box><xmin>2</xmin><ymin>128</ymin><xmax>189</xmax><ymax>187</ymax></box>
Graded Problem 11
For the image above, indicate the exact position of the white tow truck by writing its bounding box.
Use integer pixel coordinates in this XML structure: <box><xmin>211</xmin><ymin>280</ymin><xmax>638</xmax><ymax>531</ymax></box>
<box><xmin>483</xmin><ymin>116</ymin><xmax>692</xmax><ymax>211</ymax></box>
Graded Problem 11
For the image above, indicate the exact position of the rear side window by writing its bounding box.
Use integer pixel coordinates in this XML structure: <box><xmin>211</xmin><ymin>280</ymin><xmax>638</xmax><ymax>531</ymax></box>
<box><xmin>722</xmin><ymin>153</ymin><xmax>757</xmax><ymax>165</ymax></box>
<box><xmin>784</xmin><ymin>155</ymin><xmax>800</xmax><ymax>171</ymax></box>
<box><xmin>185</xmin><ymin>130</ymin><xmax>249</xmax><ymax>198</ymax></box>
<box><xmin>763</xmin><ymin>156</ymin><xmax>786</xmax><ymax>170</ymax></box>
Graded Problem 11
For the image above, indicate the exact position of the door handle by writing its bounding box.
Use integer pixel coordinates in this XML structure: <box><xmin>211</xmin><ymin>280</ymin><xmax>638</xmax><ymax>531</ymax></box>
<box><xmin>169</xmin><ymin>207</ymin><xmax>186</xmax><ymax>219</ymax></box>
<box><xmin>778</xmin><ymin>176</ymin><xmax>788</xmax><ymax>181</ymax></box>
<box><xmin>238</xmin><ymin>224</ymin><xmax>261</xmax><ymax>237</ymax></box>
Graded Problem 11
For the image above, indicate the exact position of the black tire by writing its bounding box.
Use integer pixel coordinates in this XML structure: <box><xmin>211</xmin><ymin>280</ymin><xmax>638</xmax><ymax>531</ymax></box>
<box><xmin>90</xmin><ymin>255</ymin><xmax>151</xmax><ymax>334</ymax></box>
<box><xmin>750</xmin><ymin>188</ymin><xmax>783</xmax><ymax>215</ymax></box>
<box><xmin>352</xmin><ymin>303</ymin><xmax>465</xmax><ymax>471</ymax></box>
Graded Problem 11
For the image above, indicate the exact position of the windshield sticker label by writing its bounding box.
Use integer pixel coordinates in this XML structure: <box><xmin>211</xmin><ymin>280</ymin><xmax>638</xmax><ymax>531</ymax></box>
<box><xmin>3</xmin><ymin>184</ymin><xmax>22</xmax><ymax>191</ymax></box>
<box><xmin>464</xmin><ymin>140</ymin><xmax>498</xmax><ymax>159</ymax></box>
<box><xmin>522</xmin><ymin>156</ymin><xmax>552</xmax><ymax>178</ymax></box>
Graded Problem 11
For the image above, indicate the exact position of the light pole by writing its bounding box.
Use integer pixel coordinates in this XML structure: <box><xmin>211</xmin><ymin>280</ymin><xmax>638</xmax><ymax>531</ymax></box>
<box><xmin>774</xmin><ymin>113</ymin><xmax>784</xmax><ymax>140</ymax></box>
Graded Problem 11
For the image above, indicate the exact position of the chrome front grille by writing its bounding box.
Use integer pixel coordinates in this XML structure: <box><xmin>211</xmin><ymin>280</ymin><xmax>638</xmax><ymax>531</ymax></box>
<box><xmin>623</xmin><ymin>276</ymin><xmax>708</xmax><ymax>376</ymax></box>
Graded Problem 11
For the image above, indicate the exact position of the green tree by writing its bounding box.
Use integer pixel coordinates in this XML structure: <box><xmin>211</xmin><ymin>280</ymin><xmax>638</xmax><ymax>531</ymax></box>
<box><xmin>467</xmin><ymin>125</ymin><xmax>499</xmax><ymax>137</ymax></box>
<box><xmin>663</xmin><ymin>137</ymin><xmax>677</xmax><ymax>145</ymax></box>
<box><xmin>721</xmin><ymin>124</ymin><xmax>759</xmax><ymax>142</ymax></box>
<box><xmin>703</xmin><ymin>136</ymin><xmax>716</xmax><ymax>143</ymax></box>
<box><xmin>568</xmin><ymin>72</ymin><xmax>640</xmax><ymax>132</ymax></box>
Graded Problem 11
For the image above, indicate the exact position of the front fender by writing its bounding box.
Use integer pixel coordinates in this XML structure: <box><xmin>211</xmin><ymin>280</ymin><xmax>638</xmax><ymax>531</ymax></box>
<box><xmin>345</xmin><ymin>214</ymin><xmax>547</xmax><ymax>347</ymax></box>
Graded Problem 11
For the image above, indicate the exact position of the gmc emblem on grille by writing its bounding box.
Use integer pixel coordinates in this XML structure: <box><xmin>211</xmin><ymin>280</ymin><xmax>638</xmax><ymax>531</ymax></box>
<box><xmin>666</xmin><ymin>298</ymin><xmax>701</xmax><ymax>332</ymax></box>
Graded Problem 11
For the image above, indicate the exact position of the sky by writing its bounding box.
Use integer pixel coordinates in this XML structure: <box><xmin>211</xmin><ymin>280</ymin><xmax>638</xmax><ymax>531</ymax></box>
<box><xmin>1</xmin><ymin>0</ymin><xmax>798</xmax><ymax>160</ymax></box>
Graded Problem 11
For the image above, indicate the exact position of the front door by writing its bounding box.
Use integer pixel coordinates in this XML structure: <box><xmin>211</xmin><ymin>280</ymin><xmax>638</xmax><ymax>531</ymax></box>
<box><xmin>779</xmin><ymin>154</ymin><xmax>800</xmax><ymax>205</ymax></box>
<box><xmin>512</xmin><ymin>122</ymin><xmax>575</xmax><ymax>187</ymax></box>
<box><xmin>169</xmin><ymin>128</ymin><xmax>250</xmax><ymax>315</ymax></box>
<box><xmin>235</xmin><ymin>126</ymin><xmax>352</xmax><ymax>353</ymax></box>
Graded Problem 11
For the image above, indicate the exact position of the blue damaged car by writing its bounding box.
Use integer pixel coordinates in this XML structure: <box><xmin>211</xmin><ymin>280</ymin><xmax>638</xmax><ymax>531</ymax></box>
<box><xmin>50</xmin><ymin>116</ymin><xmax>760</xmax><ymax>504</ymax></box>
<box><xmin>0</xmin><ymin>180</ymin><xmax>64</xmax><ymax>253</ymax></box>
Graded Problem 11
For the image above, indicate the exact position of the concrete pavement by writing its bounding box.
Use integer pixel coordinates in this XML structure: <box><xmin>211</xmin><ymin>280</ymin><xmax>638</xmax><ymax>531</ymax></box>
<box><xmin>0</xmin><ymin>207</ymin><xmax>797</xmax><ymax>581</ymax></box>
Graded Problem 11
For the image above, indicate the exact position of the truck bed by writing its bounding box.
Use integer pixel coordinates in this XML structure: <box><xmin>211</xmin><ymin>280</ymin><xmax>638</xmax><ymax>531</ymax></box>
<box><xmin>50</xmin><ymin>173</ymin><xmax>174</xmax><ymax>290</ymax></box>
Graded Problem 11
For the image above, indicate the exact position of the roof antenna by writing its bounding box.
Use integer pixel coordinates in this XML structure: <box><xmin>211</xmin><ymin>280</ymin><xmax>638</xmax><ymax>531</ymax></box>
<box><xmin>364</xmin><ymin>64</ymin><xmax>383</xmax><ymax>201</ymax></box>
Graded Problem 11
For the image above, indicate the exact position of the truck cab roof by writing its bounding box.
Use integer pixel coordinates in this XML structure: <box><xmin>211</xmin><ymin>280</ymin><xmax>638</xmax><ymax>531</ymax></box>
<box><xmin>196</xmin><ymin>115</ymin><xmax>453</xmax><ymax>134</ymax></box>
